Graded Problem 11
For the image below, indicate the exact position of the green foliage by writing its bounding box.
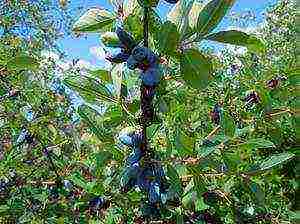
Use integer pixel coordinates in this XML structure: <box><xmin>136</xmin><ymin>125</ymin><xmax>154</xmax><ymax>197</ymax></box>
<box><xmin>0</xmin><ymin>0</ymin><xmax>297</xmax><ymax>223</ymax></box>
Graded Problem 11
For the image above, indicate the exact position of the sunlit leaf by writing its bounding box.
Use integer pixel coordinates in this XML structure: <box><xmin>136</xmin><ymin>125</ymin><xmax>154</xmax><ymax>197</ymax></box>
<box><xmin>6</xmin><ymin>54</ymin><xmax>39</xmax><ymax>71</ymax></box>
<box><xmin>206</xmin><ymin>30</ymin><xmax>266</xmax><ymax>53</ymax></box>
<box><xmin>259</xmin><ymin>152</ymin><xmax>295</xmax><ymax>171</ymax></box>
<box><xmin>156</xmin><ymin>21</ymin><xmax>180</xmax><ymax>56</ymax></box>
<box><xmin>72</xmin><ymin>8</ymin><xmax>116</xmax><ymax>32</ymax></box>
<box><xmin>196</xmin><ymin>0</ymin><xmax>235</xmax><ymax>36</ymax></box>
<box><xmin>180</xmin><ymin>49</ymin><xmax>213</xmax><ymax>89</ymax></box>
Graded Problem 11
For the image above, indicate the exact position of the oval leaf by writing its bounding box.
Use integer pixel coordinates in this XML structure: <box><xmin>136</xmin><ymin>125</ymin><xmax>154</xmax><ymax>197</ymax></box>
<box><xmin>157</xmin><ymin>21</ymin><xmax>180</xmax><ymax>56</ymax></box>
<box><xmin>221</xmin><ymin>111</ymin><xmax>235</xmax><ymax>137</ymax></box>
<box><xmin>6</xmin><ymin>54</ymin><xmax>39</xmax><ymax>71</ymax></box>
<box><xmin>259</xmin><ymin>152</ymin><xmax>295</xmax><ymax>171</ymax></box>
<box><xmin>63</xmin><ymin>75</ymin><xmax>116</xmax><ymax>103</ymax></box>
<box><xmin>180</xmin><ymin>49</ymin><xmax>212</xmax><ymax>89</ymax></box>
<box><xmin>239</xmin><ymin>138</ymin><xmax>275</xmax><ymax>149</ymax></box>
<box><xmin>205</xmin><ymin>30</ymin><xmax>266</xmax><ymax>53</ymax></box>
<box><xmin>197</xmin><ymin>0</ymin><xmax>235</xmax><ymax>36</ymax></box>
<box><xmin>73</xmin><ymin>8</ymin><xmax>115</xmax><ymax>32</ymax></box>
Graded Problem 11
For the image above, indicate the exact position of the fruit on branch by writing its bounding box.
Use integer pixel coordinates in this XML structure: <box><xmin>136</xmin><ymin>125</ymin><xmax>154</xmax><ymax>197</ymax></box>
<box><xmin>164</xmin><ymin>0</ymin><xmax>179</xmax><ymax>4</ymax></box>
<box><xmin>210</xmin><ymin>104</ymin><xmax>221</xmax><ymax>125</ymax></box>
<box><xmin>118</xmin><ymin>128</ymin><xmax>143</xmax><ymax>148</ymax></box>
<box><xmin>149</xmin><ymin>181</ymin><xmax>161</xmax><ymax>203</ymax></box>
<box><xmin>184</xmin><ymin>210</ymin><xmax>222</xmax><ymax>224</ymax></box>
<box><xmin>116</xmin><ymin>27</ymin><xmax>136</xmax><ymax>51</ymax></box>
<box><xmin>106</xmin><ymin>52</ymin><xmax>130</xmax><ymax>63</ymax></box>
<box><xmin>245</xmin><ymin>90</ymin><xmax>260</xmax><ymax>106</ymax></box>
<box><xmin>266</xmin><ymin>76</ymin><xmax>286</xmax><ymax>89</ymax></box>
<box><xmin>89</xmin><ymin>196</ymin><xmax>110</xmax><ymax>211</ymax></box>
<box><xmin>101</xmin><ymin>32</ymin><xmax>122</xmax><ymax>48</ymax></box>
<box><xmin>202</xmin><ymin>190</ymin><xmax>222</xmax><ymax>205</ymax></box>
<box><xmin>132</xmin><ymin>46</ymin><xmax>157</xmax><ymax>65</ymax></box>
<box><xmin>137</xmin><ymin>0</ymin><xmax>159</xmax><ymax>8</ymax></box>
<box><xmin>126</xmin><ymin>55</ymin><xmax>139</xmax><ymax>70</ymax></box>
<box><xmin>140</xmin><ymin>63</ymin><xmax>162</xmax><ymax>86</ymax></box>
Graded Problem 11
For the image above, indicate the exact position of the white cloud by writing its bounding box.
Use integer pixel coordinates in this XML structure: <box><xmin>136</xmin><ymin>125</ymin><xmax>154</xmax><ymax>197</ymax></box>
<box><xmin>89</xmin><ymin>46</ymin><xmax>106</xmax><ymax>60</ymax></box>
<box><xmin>75</xmin><ymin>59</ymin><xmax>97</xmax><ymax>70</ymax></box>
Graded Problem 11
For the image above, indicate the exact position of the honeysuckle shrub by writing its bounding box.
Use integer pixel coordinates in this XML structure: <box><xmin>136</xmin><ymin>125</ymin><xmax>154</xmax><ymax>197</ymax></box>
<box><xmin>0</xmin><ymin>0</ymin><xmax>297</xmax><ymax>223</ymax></box>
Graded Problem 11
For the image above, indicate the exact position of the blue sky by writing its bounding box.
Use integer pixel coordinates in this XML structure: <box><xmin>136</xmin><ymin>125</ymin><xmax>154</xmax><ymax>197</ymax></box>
<box><xmin>57</xmin><ymin>0</ymin><xmax>278</xmax><ymax>66</ymax></box>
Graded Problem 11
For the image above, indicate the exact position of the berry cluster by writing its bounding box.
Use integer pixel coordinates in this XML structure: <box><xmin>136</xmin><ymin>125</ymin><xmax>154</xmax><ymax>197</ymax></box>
<box><xmin>210</xmin><ymin>104</ymin><xmax>221</xmax><ymax>125</ymax></box>
<box><xmin>184</xmin><ymin>210</ymin><xmax>222</xmax><ymax>224</ymax></box>
<box><xmin>245</xmin><ymin>91</ymin><xmax>260</xmax><ymax>107</ymax></box>
<box><xmin>88</xmin><ymin>196</ymin><xmax>110</xmax><ymax>215</ymax></box>
<box><xmin>119</xmin><ymin>129</ymin><xmax>170</xmax><ymax>215</ymax></box>
<box><xmin>105</xmin><ymin>27</ymin><xmax>162</xmax><ymax>87</ymax></box>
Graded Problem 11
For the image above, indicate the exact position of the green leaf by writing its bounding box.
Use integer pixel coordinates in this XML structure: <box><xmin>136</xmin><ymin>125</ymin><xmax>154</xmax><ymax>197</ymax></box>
<box><xmin>167</xmin><ymin>0</ymin><xmax>194</xmax><ymax>37</ymax></box>
<box><xmin>239</xmin><ymin>138</ymin><xmax>275</xmax><ymax>149</ymax></box>
<box><xmin>89</xmin><ymin>69</ymin><xmax>112</xmax><ymax>82</ymax></box>
<box><xmin>69</xmin><ymin>172</ymin><xmax>95</xmax><ymax>193</ymax></box>
<box><xmin>6</xmin><ymin>54</ymin><xmax>39</xmax><ymax>71</ymax></box>
<box><xmin>175</xmin><ymin>131</ymin><xmax>195</xmax><ymax>156</ymax></box>
<box><xmin>180</xmin><ymin>49</ymin><xmax>213</xmax><ymax>89</ymax></box>
<box><xmin>188</xmin><ymin>2</ymin><xmax>204</xmax><ymax>30</ymax></box>
<box><xmin>156</xmin><ymin>21</ymin><xmax>180</xmax><ymax>56</ymax></box>
<box><xmin>167</xmin><ymin>165</ymin><xmax>183</xmax><ymax>196</ymax></box>
<box><xmin>259</xmin><ymin>152</ymin><xmax>295</xmax><ymax>171</ymax></box>
<box><xmin>72</xmin><ymin>8</ymin><xmax>115</xmax><ymax>32</ymax></box>
<box><xmin>77</xmin><ymin>105</ymin><xmax>114</xmax><ymax>142</ymax></box>
<box><xmin>95</xmin><ymin>151</ymin><xmax>112</xmax><ymax>170</ymax></box>
<box><xmin>221</xmin><ymin>111</ymin><xmax>235</xmax><ymax>137</ymax></box>
<box><xmin>198</xmin><ymin>145</ymin><xmax>218</xmax><ymax>158</ymax></box>
<box><xmin>206</xmin><ymin>30</ymin><xmax>266</xmax><ymax>53</ymax></box>
<box><xmin>63</xmin><ymin>75</ymin><xmax>116</xmax><ymax>103</ymax></box>
<box><xmin>111</xmin><ymin>64</ymin><xmax>123</xmax><ymax>99</ymax></box>
<box><xmin>196</xmin><ymin>0</ymin><xmax>235</xmax><ymax>36</ymax></box>
<box><xmin>193</xmin><ymin>176</ymin><xmax>206</xmax><ymax>197</ymax></box>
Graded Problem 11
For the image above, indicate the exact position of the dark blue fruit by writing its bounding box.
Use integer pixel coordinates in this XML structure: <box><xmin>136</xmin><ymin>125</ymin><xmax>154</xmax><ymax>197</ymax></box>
<box><xmin>89</xmin><ymin>196</ymin><xmax>105</xmax><ymax>209</ymax></box>
<box><xmin>140</xmin><ymin>64</ymin><xmax>162</xmax><ymax>86</ymax></box>
<box><xmin>116</xmin><ymin>27</ymin><xmax>136</xmax><ymax>50</ymax></box>
<box><xmin>126</xmin><ymin>55</ymin><xmax>139</xmax><ymax>70</ymax></box>
<box><xmin>149</xmin><ymin>181</ymin><xmax>160</xmax><ymax>203</ymax></box>
<box><xmin>106</xmin><ymin>52</ymin><xmax>130</xmax><ymax>63</ymax></box>
<box><xmin>202</xmin><ymin>191</ymin><xmax>220</xmax><ymax>205</ymax></box>
<box><xmin>210</xmin><ymin>104</ymin><xmax>221</xmax><ymax>125</ymax></box>
<box><xmin>127</xmin><ymin>148</ymin><xmax>143</xmax><ymax>165</ymax></box>
<box><xmin>164</xmin><ymin>0</ymin><xmax>179</xmax><ymax>4</ymax></box>
<box><xmin>132</xmin><ymin>46</ymin><xmax>148</xmax><ymax>62</ymax></box>
<box><xmin>245</xmin><ymin>91</ymin><xmax>260</xmax><ymax>104</ymax></box>
<box><xmin>132</xmin><ymin>46</ymin><xmax>157</xmax><ymax>64</ymax></box>
<box><xmin>141</xmin><ymin>202</ymin><xmax>161</xmax><ymax>218</ymax></box>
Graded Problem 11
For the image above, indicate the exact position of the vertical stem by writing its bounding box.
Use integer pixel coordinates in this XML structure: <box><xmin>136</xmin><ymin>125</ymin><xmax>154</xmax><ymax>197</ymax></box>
<box><xmin>141</xmin><ymin>6</ymin><xmax>149</xmax><ymax>153</ymax></box>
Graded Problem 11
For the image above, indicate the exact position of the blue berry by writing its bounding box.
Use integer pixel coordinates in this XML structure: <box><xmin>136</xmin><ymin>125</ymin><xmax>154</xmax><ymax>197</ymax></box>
<box><xmin>119</xmin><ymin>132</ymin><xmax>133</xmax><ymax>147</ymax></box>
<box><xmin>126</xmin><ymin>55</ymin><xmax>139</xmax><ymax>70</ymax></box>
<box><xmin>132</xmin><ymin>46</ymin><xmax>148</xmax><ymax>62</ymax></box>
<box><xmin>149</xmin><ymin>181</ymin><xmax>160</xmax><ymax>203</ymax></box>
<box><xmin>164</xmin><ymin>0</ymin><xmax>179</xmax><ymax>3</ymax></box>
<box><xmin>116</xmin><ymin>27</ymin><xmax>136</xmax><ymax>50</ymax></box>
<box><xmin>140</xmin><ymin>64</ymin><xmax>162</xmax><ymax>86</ymax></box>
<box><xmin>89</xmin><ymin>196</ymin><xmax>105</xmax><ymax>209</ymax></box>
<box><xmin>106</xmin><ymin>52</ymin><xmax>130</xmax><ymax>63</ymax></box>
<box><xmin>132</xmin><ymin>46</ymin><xmax>157</xmax><ymax>65</ymax></box>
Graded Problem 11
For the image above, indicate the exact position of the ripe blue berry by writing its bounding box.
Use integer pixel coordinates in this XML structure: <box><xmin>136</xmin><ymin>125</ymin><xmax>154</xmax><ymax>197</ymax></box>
<box><xmin>116</xmin><ymin>27</ymin><xmax>136</xmax><ymax>50</ymax></box>
<box><xmin>149</xmin><ymin>181</ymin><xmax>160</xmax><ymax>203</ymax></box>
<box><xmin>106</xmin><ymin>52</ymin><xmax>130</xmax><ymax>63</ymax></box>
<box><xmin>164</xmin><ymin>0</ymin><xmax>179</xmax><ymax>3</ymax></box>
<box><xmin>132</xmin><ymin>46</ymin><xmax>148</xmax><ymax>62</ymax></box>
<box><xmin>210</xmin><ymin>104</ymin><xmax>221</xmax><ymax>125</ymax></box>
<box><xmin>132</xmin><ymin>46</ymin><xmax>158</xmax><ymax>65</ymax></box>
<box><xmin>126</xmin><ymin>55</ymin><xmax>139</xmax><ymax>70</ymax></box>
<box><xmin>140</xmin><ymin>64</ymin><xmax>162</xmax><ymax>86</ymax></box>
